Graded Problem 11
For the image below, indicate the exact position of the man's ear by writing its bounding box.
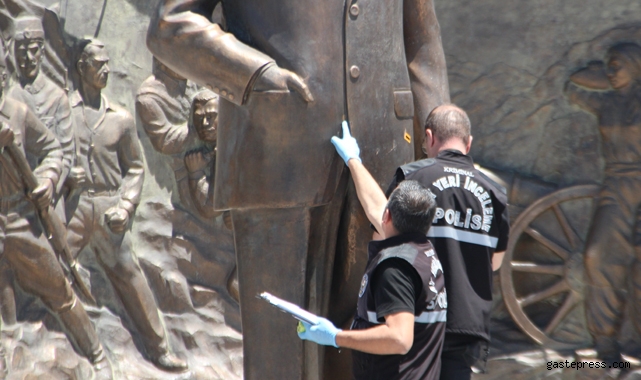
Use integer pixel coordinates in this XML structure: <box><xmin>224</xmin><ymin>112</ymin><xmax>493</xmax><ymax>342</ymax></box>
<box><xmin>76</xmin><ymin>60</ymin><xmax>84</xmax><ymax>78</ymax></box>
<box><xmin>465</xmin><ymin>135</ymin><xmax>473</xmax><ymax>154</ymax></box>
<box><xmin>382</xmin><ymin>208</ymin><xmax>392</xmax><ymax>225</ymax></box>
<box><xmin>425</xmin><ymin>129</ymin><xmax>434</xmax><ymax>146</ymax></box>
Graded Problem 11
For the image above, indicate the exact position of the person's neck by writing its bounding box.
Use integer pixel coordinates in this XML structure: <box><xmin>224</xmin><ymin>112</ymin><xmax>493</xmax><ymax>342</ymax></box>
<box><xmin>382</xmin><ymin>225</ymin><xmax>401</xmax><ymax>240</ymax></box>
<box><xmin>437</xmin><ymin>141</ymin><xmax>467</xmax><ymax>155</ymax></box>
<box><xmin>19</xmin><ymin>72</ymin><xmax>37</xmax><ymax>87</ymax></box>
<box><xmin>78</xmin><ymin>84</ymin><xmax>102</xmax><ymax>109</ymax></box>
<box><xmin>616</xmin><ymin>82</ymin><xmax>637</xmax><ymax>96</ymax></box>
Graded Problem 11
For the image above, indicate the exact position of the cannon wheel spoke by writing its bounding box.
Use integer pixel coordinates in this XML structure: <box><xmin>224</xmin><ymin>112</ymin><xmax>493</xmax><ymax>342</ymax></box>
<box><xmin>552</xmin><ymin>204</ymin><xmax>581</xmax><ymax>252</ymax></box>
<box><xmin>511</xmin><ymin>261</ymin><xmax>565</xmax><ymax>276</ymax></box>
<box><xmin>518</xmin><ymin>280</ymin><xmax>569</xmax><ymax>308</ymax></box>
<box><xmin>544</xmin><ymin>291</ymin><xmax>581</xmax><ymax>335</ymax></box>
<box><xmin>525</xmin><ymin>227</ymin><xmax>570</xmax><ymax>261</ymax></box>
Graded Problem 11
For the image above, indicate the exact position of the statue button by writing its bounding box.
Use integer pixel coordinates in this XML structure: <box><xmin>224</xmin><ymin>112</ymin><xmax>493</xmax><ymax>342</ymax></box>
<box><xmin>229</xmin><ymin>94</ymin><xmax>234</xmax><ymax>101</ymax></box>
<box><xmin>222</xmin><ymin>90</ymin><xmax>227</xmax><ymax>96</ymax></box>
<box><xmin>350</xmin><ymin>4</ymin><xmax>360</xmax><ymax>17</ymax></box>
<box><xmin>350</xmin><ymin>65</ymin><xmax>360</xmax><ymax>79</ymax></box>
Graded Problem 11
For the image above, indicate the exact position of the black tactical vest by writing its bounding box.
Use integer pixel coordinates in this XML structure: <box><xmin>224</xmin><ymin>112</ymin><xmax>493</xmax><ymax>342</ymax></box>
<box><xmin>351</xmin><ymin>233</ymin><xmax>446</xmax><ymax>380</ymax></box>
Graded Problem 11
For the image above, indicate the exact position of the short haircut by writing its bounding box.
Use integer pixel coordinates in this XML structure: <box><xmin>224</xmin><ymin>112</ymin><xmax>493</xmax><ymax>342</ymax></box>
<box><xmin>77</xmin><ymin>38</ymin><xmax>105</xmax><ymax>64</ymax></box>
<box><xmin>193</xmin><ymin>89</ymin><xmax>218</xmax><ymax>108</ymax></box>
<box><xmin>386</xmin><ymin>180</ymin><xmax>436</xmax><ymax>235</ymax></box>
<box><xmin>425</xmin><ymin>104</ymin><xmax>471</xmax><ymax>145</ymax></box>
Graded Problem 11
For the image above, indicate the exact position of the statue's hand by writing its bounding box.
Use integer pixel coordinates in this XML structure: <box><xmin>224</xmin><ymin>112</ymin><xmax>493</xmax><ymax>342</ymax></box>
<box><xmin>0</xmin><ymin>122</ymin><xmax>15</xmax><ymax>148</ymax></box>
<box><xmin>331</xmin><ymin>121</ymin><xmax>361</xmax><ymax>165</ymax></box>
<box><xmin>104</xmin><ymin>206</ymin><xmax>129</xmax><ymax>234</ymax></box>
<box><xmin>253</xmin><ymin>65</ymin><xmax>314</xmax><ymax>102</ymax></box>
<box><xmin>184</xmin><ymin>149</ymin><xmax>210</xmax><ymax>174</ymax></box>
<box><xmin>31</xmin><ymin>178</ymin><xmax>54</xmax><ymax>210</ymax></box>
<box><xmin>66</xmin><ymin>166</ymin><xmax>87</xmax><ymax>189</ymax></box>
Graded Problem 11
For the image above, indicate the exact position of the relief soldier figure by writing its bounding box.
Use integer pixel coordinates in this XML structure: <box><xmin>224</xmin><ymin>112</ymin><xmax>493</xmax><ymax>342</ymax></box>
<box><xmin>65</xmin><ymin>39</ymin><xmax>187</xmax><ymax>373</ymax></box>
<box><xmin>184</xmin><ymin>90</ymin><xmax>219</xmax><ymax>220</ymax></box>
<box><xmin>565</xmin><ymin>42</ymin><xmax>641</xmax><ymax>369</ymax></box>
<box><xmin>147</xmin><ymin>0</ymin><xmax>450</xmax><ymax>378</ymax></box>
<box><xmin>0</xmin><ymin>45</ymin><xmax>111</xmax><ymax>377</ymax></box>
<box><xmin>136</xmin><ymin>56</ymin><xmax>199</xmax><ymax>209</ymax></box>
<box><xmin>7</xmin><ymin>15</ymin><xmax>73</xmax><ymax>189</ymax></box>
<box><xmin>0</xmin><ymin>14</ymin><xmax>74</xmax><ymax>326</ymax></box>
<box><xmin>183</xmin><ymin>90</ymin><xmax>239</xmax><ymax>301</ymax></box>
<box><xmin>137</xmin><ymin>68</ymin><xmax>237</xmax><ymax>305</ymax></box>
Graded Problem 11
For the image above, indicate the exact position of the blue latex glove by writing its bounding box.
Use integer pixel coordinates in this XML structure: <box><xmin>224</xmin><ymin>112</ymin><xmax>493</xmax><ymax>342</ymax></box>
<box><xmin>331</xmin><ymin>121</ymin><xmax>361</xmax><ymax>165</ymax></box>
<box><xmin>297</xmin><ymin>318</ymin><xmax>341</xmax><ymax>348</ymax></box>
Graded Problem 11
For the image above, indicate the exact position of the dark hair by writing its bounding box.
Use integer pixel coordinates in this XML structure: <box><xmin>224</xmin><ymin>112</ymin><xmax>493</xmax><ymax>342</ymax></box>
<box><xmin>193</xmin><ymin>89</ymin><xmax>218</xmax><ymax>108</ymax></box>
<box><xmin>386</xmin><ymin>180</ymin><xmax>436</xmax><ymax>235</ymax></box>
<box><xmin>424</xmin><ymin>104</ymin><xmax>471</xmax><ymax>145</ymax></box>
<box><xmin>608</xmin><ymin>42</ymin><xmax>641</xmax><ymax>80</ymax></box>
<box><xmin>77</xmin><ymin>38</ymin><xmax>105</xmax><ymax>64</ymax></box>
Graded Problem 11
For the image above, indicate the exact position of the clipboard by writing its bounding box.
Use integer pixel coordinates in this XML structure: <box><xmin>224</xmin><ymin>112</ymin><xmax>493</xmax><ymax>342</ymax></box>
<box><xmin>259</xmin><ymin>292</ymin><xmax>320</xmax><ymax>325</ymax></box>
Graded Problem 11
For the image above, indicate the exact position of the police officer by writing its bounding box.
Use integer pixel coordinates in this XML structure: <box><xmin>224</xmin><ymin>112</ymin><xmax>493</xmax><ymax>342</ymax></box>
<box><xmin>325</xmin><ymin>105</ymin><xmax>508</xmax><ymax>379</ymax></box>
<box><xmin>385</xmin><ymin>104</ymin><xmax>509</xmax><ymax>379</ymax></box>
<box><xmin>297</xmin><ymin>122</ymin><xmax>447</xmax><ymax>380</ymax></box>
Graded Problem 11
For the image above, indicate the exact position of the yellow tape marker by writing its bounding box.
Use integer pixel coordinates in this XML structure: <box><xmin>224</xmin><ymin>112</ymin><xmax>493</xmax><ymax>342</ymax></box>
<box><xmin>404</xmin><ymin>131</ymin><xmax>412</xmax><ymax>144</ymax></box>
<box><xmin>297</xmin><ymin>321</ymin><xmax>306</xmax><ymax>333</ymax></box>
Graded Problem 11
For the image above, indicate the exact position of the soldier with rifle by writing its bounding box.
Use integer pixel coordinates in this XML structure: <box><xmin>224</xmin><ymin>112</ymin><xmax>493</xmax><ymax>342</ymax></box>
<box><xmin>0</xmin><ymin>43</ymin><xmax>112</xmax><ymax>377</ymax></box>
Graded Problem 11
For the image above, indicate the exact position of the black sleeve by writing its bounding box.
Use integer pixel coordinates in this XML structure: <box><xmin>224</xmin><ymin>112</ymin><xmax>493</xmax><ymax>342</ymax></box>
<box><xmin>496</xmin><ymin>201</ymin><xmax>510</xmax><ymax>252</ymax></box>
<box><xmin>371</xmin><ymin>258</ymin><xmax>423</xmax><ymax>322</ymax></box>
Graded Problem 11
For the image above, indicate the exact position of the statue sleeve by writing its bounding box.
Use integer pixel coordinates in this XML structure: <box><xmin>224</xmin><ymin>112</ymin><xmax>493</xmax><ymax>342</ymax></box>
<box><xmin>117</xmin><ymin>113</ymin><xmax>145</xmax><ymax>207</ymax></box>
<box><xmin>53</xmin><ymin>94</ymin><xmax>74</xmax><ymax>193</ymax></box>
<box><xmin>24</xmin><ymin>107</ymin><xmax>62</xmax><ymax>188</ymax></box>
<box><xmin>146</xmin><ymin>0</ymin><xmax>275</xmax><ymax>106</ymax></box>
<box><xmin>136</xmin><ymin>95</ymin><xmax>191</xmax><ymax>155</ymax></box>
<box><xmin>403</xmin><ymin>0</ymin><xmax>451</xmax><ymax>127</ymax></box>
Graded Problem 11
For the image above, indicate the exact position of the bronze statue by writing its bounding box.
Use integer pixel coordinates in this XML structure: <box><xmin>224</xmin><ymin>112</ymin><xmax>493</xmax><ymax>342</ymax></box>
<box><xmin>147</xmin><ymin>0</ymin><xmax>450</xmax><ymax>378</ymax></box>
<box><xmin>65</xmin><ymin>39</ymin><xmax>187</xmax><ymax>373</ymax></box>
<box><xmin>184</xmin><ymin>90</ymin><xmax>219</xmax><ymax>220</ymax></box>
<box><xmin>7</xmin><ymin>15</ymin><xmax>73</xmax><ymax>191</ymax></box>
<box><xmin>566</xmin><ymin>42</ymin><xmax>641</xmax><ymax>368</ymax></box>
<box><xmin>137</xmin><ymin>63</ymin><xmax>238</xmax><ymax>305</ymax></box>
<box><xmin>183</xmin><ymin>90</ymin><xmax>239</xmax><ymax>301</ymax></box>
<box><xmin>0</xmin><ymin>14</ymin><xmax>74</xmax><ymax>326</ymax></box>
<box><xmin>0</xmin><ymin>44</ymin><xmax>111</xmax><ymax>377</ymax></box>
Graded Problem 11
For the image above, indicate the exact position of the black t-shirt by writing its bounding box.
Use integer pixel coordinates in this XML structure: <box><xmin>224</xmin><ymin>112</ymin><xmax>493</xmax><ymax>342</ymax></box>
<box><xmin>372</xmin><ymin>258</ymin><xmax>423</xmax><ymax>320</ymax></box>
<box><xmin>352</xmin><ymin>233</ymin><xmax>446</xmax><ymax>380</ymax></box>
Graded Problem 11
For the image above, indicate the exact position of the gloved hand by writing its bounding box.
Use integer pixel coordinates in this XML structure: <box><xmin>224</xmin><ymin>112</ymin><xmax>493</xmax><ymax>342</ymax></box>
<box><xmin>297</xmin><ymin>317</ymin><xmax>341</xmax><ymax>348</ymax></box>
<box><xmin>331</xmin><ymin>121</ymin><xmax>361</xmax><ymax>165</ymax></box>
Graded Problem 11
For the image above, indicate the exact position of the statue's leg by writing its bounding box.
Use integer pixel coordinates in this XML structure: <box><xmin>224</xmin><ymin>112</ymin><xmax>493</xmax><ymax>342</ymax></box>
<box><xmin>3</xmin><ymin>202</ymin><xmax>103</xmax><ymax>362</ymax></box>
<box><xmin>632</xmin><ymin>201</ymin><xmax>641</xmax><ymax>337</ymax></box>
<box><xmin>232</xmin><ymin>193</ymin><xmax>345</xmax><ymax>380</ymax></box>
<box><xmin>90</xmin><ymin>196</ymin><xmax>168</xmax><ymax>358</ymax></box>
<box><xmin>325</xmin><ymin>178</ymin><xmax>371</xmax><ymax>380</ymax></box>
<box><xmin>585</xmin><ymin>189</ymin><xmax>634</xmax><ymax>363</ymax></box>
<box><xmin>0</xmin><ymin>258</ymin><xmax>17</xmax><ymax>325</ymax></box>
<box><xmin>232</xmin><ymin>207</ymin><xmax>310</xmax><ymax>380</ymax></box>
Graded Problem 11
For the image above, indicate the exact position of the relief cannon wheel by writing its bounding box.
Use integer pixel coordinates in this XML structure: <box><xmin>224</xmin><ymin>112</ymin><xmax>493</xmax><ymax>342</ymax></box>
<box><xmin>500</xmin><ymin>184</ymin><xmax>600</xmax><ymax>349</ymax></box>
